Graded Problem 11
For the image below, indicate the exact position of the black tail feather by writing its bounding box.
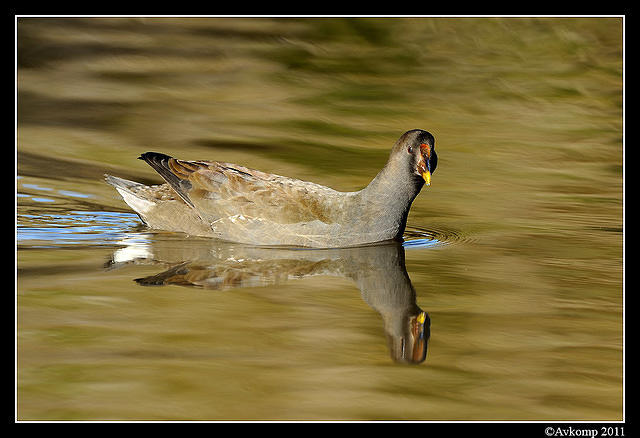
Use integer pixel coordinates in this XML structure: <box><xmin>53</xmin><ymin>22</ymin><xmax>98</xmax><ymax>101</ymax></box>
<box><xmin>138</xmin><ymin>152</ymin><xmax>195</xmax><ymax>208</ymax></box>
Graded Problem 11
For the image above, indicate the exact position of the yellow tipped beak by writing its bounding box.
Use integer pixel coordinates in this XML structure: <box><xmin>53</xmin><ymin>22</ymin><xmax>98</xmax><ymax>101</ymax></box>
<box><xmin>422</xmin><ymin>171</ymin><xmax>431</xmax><ymax>186</ymax></box>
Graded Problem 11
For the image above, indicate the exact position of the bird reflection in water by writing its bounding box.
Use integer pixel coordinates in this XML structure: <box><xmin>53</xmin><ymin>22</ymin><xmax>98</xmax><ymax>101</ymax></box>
<box><xmin>108</xmin><ymin>236</ymin><xmax>430</xmax><ymax>364</ymax></box>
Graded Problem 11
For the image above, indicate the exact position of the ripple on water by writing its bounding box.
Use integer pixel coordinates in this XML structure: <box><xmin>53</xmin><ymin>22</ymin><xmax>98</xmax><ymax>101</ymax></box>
<box><xmin>402</xmin><ymin>225</ymin><xmax>468</xmax><ymax>249</ymax></box>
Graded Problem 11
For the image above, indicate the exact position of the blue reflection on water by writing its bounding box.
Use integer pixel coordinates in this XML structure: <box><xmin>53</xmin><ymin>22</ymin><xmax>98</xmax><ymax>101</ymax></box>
<box><xmin>402</xmin><ymin>237</ymin><xmax>441</xmax><ymax>249</ymax></box>
<box><xmin>17</xmin><ymin>211</ymin><xmax>143</xmax><ymax>246</ymax></box>
<box><xmin>21</xmin><ymin>183</ymin><xmax>53</xmax><ymax>191</ymax></box>
<box><xmin>58</xmin><ymin>190</ymin><xmax>93</xmax><ymax>199</ymax></box>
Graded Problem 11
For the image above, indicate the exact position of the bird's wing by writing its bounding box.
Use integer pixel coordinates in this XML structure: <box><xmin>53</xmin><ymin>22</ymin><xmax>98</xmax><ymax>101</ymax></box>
<box><xmin>139</xmin><ymin>152</ymin><xmax>343</xmax><ymax>224</ymax></box>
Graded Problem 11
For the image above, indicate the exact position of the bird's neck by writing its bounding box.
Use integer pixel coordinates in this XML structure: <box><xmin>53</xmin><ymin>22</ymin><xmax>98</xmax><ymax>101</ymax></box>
<box><xmin>356</xmin><ymin>158</ymin><xmax>424</xmax><ymax>240</ymax></box>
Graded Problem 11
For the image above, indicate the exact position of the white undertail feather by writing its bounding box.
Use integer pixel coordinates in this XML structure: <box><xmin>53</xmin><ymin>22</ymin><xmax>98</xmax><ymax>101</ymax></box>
<box><xmin>116</xmin><ymin>187</ymin><xmax>154</xmax><ymax>217</ymax></box>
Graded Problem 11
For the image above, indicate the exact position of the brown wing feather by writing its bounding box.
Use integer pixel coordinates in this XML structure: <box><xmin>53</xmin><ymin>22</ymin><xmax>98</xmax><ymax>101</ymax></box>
<box><xmin>139</xmin><ymin>152</ymin><xmax>342</xmax><ymax>224</ymax></box>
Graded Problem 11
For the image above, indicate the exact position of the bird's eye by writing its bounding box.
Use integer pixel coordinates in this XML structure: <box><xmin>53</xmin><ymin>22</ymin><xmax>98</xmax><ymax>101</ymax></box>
<box><xmin>407</xmin><ymin>146</ymin><xmax>413</xmax><ymax>154</ymax></box>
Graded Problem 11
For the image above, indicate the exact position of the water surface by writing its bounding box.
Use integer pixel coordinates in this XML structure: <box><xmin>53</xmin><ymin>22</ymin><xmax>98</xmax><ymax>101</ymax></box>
<box><xmin>17</xmin><ymin>17</ymin><xmax>623</xmax><ymax>421</ymax></box>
